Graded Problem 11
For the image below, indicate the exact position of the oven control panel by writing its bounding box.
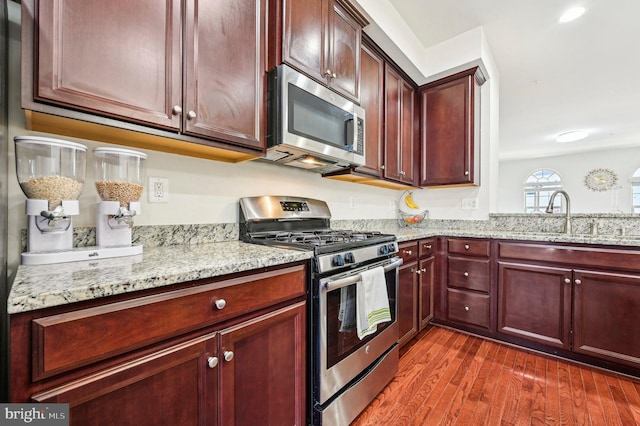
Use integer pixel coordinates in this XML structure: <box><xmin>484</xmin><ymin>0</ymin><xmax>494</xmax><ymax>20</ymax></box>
<box><xmin>317</xmin><ymin>242</ymin><xmax>398</xmax><ymax>274</ymax></box>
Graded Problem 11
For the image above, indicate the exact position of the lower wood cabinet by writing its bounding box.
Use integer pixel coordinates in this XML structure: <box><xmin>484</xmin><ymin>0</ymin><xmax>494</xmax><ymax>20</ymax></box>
<box><xmin>397</xmin><ymin>238</ymin><xmax>436</xmax><ymax>347</ymax></box>
<box><xmin>497</xmin><ymin>241</ymin><xmax>640</xmax><ymax>372</ymax></box>
<box><xmin>10</xmin><ymin>264</ymin><xmax>307</xmax><ymax>425</ymax></box>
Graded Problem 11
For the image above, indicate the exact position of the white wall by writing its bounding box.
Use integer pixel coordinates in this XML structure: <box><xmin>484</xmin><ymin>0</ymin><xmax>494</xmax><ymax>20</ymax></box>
<box><xmin>497</xmin><ymin>146</ymin><xmax>640</xmax><ymax>213</ymax></box>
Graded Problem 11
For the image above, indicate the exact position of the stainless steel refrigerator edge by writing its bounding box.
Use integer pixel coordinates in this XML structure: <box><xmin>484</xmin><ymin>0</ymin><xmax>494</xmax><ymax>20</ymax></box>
<box><xmin>0</xmin><ymin>0</ymin><xmax>10</xmax><ymax>403</ymax></box>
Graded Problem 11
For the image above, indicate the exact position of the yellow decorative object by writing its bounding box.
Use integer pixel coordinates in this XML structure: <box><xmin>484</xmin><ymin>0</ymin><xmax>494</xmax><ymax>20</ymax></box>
<box><xmin>404</xmin><ymin>191</ymin><xmax>420</xmax><ymax>209</ymax></box>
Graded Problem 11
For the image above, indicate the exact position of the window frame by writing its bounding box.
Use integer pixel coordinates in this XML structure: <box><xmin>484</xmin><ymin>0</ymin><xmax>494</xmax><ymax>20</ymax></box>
<box><xmin>523</xmin><ymin>169</ymin><xmax>564</xmax><ymax>214</ymax></box>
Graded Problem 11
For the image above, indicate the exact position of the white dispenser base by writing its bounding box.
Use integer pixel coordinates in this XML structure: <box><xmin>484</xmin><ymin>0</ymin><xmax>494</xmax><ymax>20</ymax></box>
<box><xmin>25</xmin><ymin>199</ymin><xmax>79</xmax><ymax>253</ymax></box>
<box><xmin>96</xmin><ymin>200</ymin><xmax>141</xmax><ymax>247</ymax></box>
<box><xmin>21</xmin><ymin>245</ymin><xmax>143</xmax><ymax>265</ymax></box>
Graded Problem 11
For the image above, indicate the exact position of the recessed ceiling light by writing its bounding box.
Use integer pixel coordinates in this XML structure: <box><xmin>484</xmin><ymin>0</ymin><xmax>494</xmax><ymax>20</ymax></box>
<box><xmin>556</xmin><ymin>131</ymin><xmax>589</xmax><ymax>143</ymax></box>
<box><xmin>559</xmin><ymin>6</ymin><xmax>586</xmax><ymax>23</ymax></box>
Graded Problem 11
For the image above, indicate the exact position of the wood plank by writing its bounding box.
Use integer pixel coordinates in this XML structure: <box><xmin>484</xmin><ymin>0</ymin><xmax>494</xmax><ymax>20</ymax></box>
<box><xmin>545</xmin><ymin>358</ymin><xmax>561</xmax><ymax>426</ymax></box>
<box><xmin>530</xmin><ymin>356</ymin><xmax>547</xmax><ymax>426</ymax></box>
<box><xmin>583</xmin><ymin>369</ymin><xmax>622</xmax><ymax>426</ymax></box>
<box><xmin>581</xmin><ymin>369</ymin><xmax>608</xmax><ymax>426</ymax></box>
<box><xmin>466</xmin><ymin>342</ymin><xmax>510</xmax><ymax>424</ymax></box>
<box><xmin>484</xmin><ymin>346</ymin><xmax>518</xmax><ymax>424</ymax></box>
<box><xmin>514</xmin><ymin>352</ymin><xmax>536</xmax><ymax>425</ymax></box>
<box><xmin>557</xmin><ymin>359</ymin><xmax>576</xmax><ymax>424</ymax></box>
<box><xmin>568</xmin><ymin>364</ymin><xmax>588</xmax><ymax>425</ymax></box>
<box><xmin>606</xmin><ymin>374</ymin><xmax>638</xmax><ymax>426</ymax></box>
<box><xmin>618</xmin><ymin>378</ymin><xmax>640</xmax><ymax>425</ymax></box>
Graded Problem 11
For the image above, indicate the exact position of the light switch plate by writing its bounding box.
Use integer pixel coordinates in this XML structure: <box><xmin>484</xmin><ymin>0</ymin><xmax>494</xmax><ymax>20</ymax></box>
<box><xmin>148</xmin><ymin>177</ymin><xmax>169</xmax><ymax>203</ymax></box>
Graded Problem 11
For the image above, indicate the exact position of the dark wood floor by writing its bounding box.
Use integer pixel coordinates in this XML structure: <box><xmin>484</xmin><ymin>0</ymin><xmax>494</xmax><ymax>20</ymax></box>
<box><xmin>352</xmin><ymin>326</ymin><xmax>640</xmax><ymax>425</ymax></box>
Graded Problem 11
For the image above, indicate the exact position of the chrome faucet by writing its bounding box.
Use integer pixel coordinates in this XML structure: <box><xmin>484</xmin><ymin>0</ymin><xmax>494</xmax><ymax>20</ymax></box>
<box><xmin>545</xmin><ymin>190</ymin><xmax>572</xmax><ymax>234</ymax></box>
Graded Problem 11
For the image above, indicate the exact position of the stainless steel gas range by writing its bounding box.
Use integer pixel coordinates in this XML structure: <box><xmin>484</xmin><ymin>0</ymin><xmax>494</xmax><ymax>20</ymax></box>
<box><xmin>239</xmin><ymin>196</ymin><xmax>401</xmax><ymax>425</ymax></box>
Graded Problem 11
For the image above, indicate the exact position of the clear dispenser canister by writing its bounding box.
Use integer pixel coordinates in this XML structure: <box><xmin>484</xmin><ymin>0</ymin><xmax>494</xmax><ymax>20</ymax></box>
<box><xmin>93</xmin><ymin>147</ymin><xmax>147</xmax><ymax>207</ymax></box>
<box><xmin>14</xmin><ymin>136</ymin><xmax>87</xmax><ymax>210</ymax></box>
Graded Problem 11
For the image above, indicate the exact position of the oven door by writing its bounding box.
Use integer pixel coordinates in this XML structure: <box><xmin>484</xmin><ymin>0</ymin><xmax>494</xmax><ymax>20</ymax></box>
<box><xmin>317</xmin><ymin>256</ymin><xmax>401</xmax><ymax>405</ymax></box>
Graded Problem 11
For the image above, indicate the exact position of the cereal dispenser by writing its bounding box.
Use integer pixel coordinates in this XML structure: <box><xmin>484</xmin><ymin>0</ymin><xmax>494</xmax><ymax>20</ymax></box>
<box><xmin>93</xmin><ymin>147</ymin><xmax>146</xmax><ymax>252</ymax></box>
<box><xmin>14</xmin><ymin>136</ymin><xmax>87</xmax><ymax>264</ymax></box>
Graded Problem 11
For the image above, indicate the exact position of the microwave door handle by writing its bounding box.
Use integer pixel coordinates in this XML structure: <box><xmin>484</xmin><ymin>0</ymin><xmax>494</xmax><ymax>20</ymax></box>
<box><xmin>345</xmin><ymin>114</ymin><xmax>355</xmax><ymax>152</ymax></box>
<box><xmin>322</xmin><ymin>258</ymin><xmax>403</xmax><ymax>292</ymax></box>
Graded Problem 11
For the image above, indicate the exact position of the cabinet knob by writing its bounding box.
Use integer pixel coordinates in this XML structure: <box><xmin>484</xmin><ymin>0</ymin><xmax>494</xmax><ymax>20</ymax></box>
<box><xmin>187</xmin><ymin>110</ymin><xmax>197</xmax><ymax>120</ymax></box>
<box><xmin>214</xmin><ymin>299</ymin><xmax>227</xmax><ymax>310</ymax></box>
<box><xmin>464</xmin><ymin>171</ymin><xmax>470</xmax><ymax>176</ymax></box>
<box><xmin>464</xmin><ymin>306</ymin><xmax>470</xmax><ymax>311</ymax></box>
<box><xmin>416</xmin><ymin>269</ymin><xmax>421</xmax><ymax>275</ymax></box>
<box><xmin>399</xmin><ymin>171</ymin><xmax>405</xmax><ymax>176</ymax></box>
<box><xmin>575</xmin><ymin>279</ymin><xmax>582</xmax><ymax>285</ymax></box>
<box><xmin>463</xmin><ymin>272</ymin><xmax>469</xmax><ymax>277</ymax></box>
<box><xmin>331</xmin><ymin>72</ymin><xmax>337</xmax><ymax>79</ymax></box>
<box><xmin>424</xmin><ymin>244</ymin><xmax>432</xmax><ymax>250</ymax></box>
<box><xmin>380</xmin><ymin>165</ymin><xmax>385</xmax><ymax>170</ymax></box>
<box><xmin>421</xmin><ymin>268</ymin><xmax>427</xmax><ymax>273</ymax></box>
<box><xmin>324</xmin><ymin>69</ymin><xmax>332</xmax><ymax>77</ymax></box>
<box><xmin>207</xmin><ymin>356</ymin><xmax>218</xmax><ymax>369</ymax></box>
<box><xmin>564</xmin><ymin>278</ymin><xmax>571</xmax><ymax>284</ymax></box>
<box><xmin>171</xmin><ymin>105</ymin><xmax>182</xmax><ymax>115</ymax></box>
<box><xmin>223</xmin><ymin>351</ymin><xmax>234</xmax><ymax>362</ymax></box>
<box><xmin>403</xmin><ymin>249</ymin><xmax>413</xmax><ymax>255</ymax></box>
<box><xmin>464</xmin><ymin>244</ymin><xmax>470</xmax><ymax>250</ymax></box>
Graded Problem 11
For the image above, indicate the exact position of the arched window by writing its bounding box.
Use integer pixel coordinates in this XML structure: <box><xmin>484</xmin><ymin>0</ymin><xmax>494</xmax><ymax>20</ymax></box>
<box><xmin>632</xmin><ymin>168</ymin><xmax>640</xmax><ymax>213</ymax></box>
<box><xmin>523</xmin><ymin>169</ymin><xmax>563</xmax><ymax>213</ymax></box>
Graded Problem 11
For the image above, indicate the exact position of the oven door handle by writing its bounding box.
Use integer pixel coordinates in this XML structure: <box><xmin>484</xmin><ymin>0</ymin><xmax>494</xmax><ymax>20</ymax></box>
<box><xmin>321</xmin><ymin>258</ymin><xmax>403</xmax><ymax>292</ymax></box>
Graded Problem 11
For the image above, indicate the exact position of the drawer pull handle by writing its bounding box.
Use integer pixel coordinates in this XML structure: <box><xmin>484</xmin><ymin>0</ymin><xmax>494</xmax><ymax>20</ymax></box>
<box><xmin>464</xmin><ymin>306</ymin><xmax>470</xmax><ymax>311</ymax></box>
<box><xmin>214</xmin><ymin>299</ymin><xmax>227</xmax><ymax>310</ymax></box>
<box><xmin>224</xmin><ymin>351</ymin><xmax>234</xmax><ymax>362</ymax></box>
<box><xmin>564</xmin><ymin>278</ymin><xmax>571</xmax><ymax>284</ymax></box>
<box><xmin>424</xmin><ymin>244</ymin><xmax>432</xmax><ymax>250</ymax></box>
<box><xmin>464</xmin><ymin>244</ymin><xmax>470</xmax><ymax>250</ymax></box>
<box><xmin>463</xmin><ymin>272</ymin><xmax>469</xmax><ymax>277</ymax></box>
<box><xmin>403</xmin><ymin>250</ymin><xmax>413</xmax><ymax>255</ymax></box>
<box><xmin>207</xmin><ymin>357</ymin><xmax>218</xmax><ymax>369</ymax></box>
<box><xmin>575</xmin><ymin>279</ymin><xmax>582</xmax><ymax>285</ymax></box>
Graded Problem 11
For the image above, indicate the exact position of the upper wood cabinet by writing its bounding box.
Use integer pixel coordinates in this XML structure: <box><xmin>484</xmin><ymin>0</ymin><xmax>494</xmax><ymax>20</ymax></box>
<box><xmin>28</xmin><ymin>0</ymin><xmax>266</xmax><ymax>154</ymax></box>
<box><xmin>419</xmin><ymin>67</ymin><xmax>485</xmax><ymax>187</ymax></box>
<box><xmin>384</xmin><ymin>64</ymin><xmax>417</xmax><ymax>185</ymax></box>
<box><xmin>355</xmin><ymin>41</ymin><xmax>385</xmax><ymax>177</ymax></box>
<box><xmin>281</xmin><ymin>0</ymin><xmax>364</xmax><ymax>101</ymax></box>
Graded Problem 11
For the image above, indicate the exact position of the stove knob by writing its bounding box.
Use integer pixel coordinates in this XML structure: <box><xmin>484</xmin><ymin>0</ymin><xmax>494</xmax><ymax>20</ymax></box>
<box><xmin>332</xmin><ymin>254</ymin><xmax>344</xmax><ymax>267</ymax></box>
<box><xmin>345</xmin><ymin>252</ymin><xmax>355</xmax><ymax>263</ymax></box>
<box><xmin>378</xmin><ymin>245</ymin><xmax>389</xmax><ymax>255</ymax></box>
<box><xmin>387</xmin><ymin>243</ymin><xmax>396</xmax><ymax>253</ymax></box>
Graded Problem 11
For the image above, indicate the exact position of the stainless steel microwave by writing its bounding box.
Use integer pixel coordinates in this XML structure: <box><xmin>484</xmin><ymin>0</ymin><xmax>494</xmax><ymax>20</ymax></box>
<box><xmin>265</xmin><ymin>64</ymin><xmax>365</xmax><ymax>173</ymax></box>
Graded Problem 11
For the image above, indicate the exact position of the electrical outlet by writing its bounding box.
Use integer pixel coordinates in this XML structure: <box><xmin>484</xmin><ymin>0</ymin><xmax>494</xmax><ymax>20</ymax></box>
<box><xmin>349</xmin><ymin>196</ymin><xmax>356</xmax><ymax>208</ymax></box>
<box><xmin>461</xmin><ymin>197</ymin><xmax>479</xmax><ymax>210</ymax></box>
<box><xmin>148</xmin><ymin>177</ymin><xmax>169</xmax><ymax>203</ymax></box>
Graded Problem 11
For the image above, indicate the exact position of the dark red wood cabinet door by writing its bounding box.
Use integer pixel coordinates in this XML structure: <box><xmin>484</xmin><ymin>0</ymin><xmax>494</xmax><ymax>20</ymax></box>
<box><xmin>32</xmin><ymin>334</ymin><xmax>217</xmax><ymax>426</ymax></box>
<box><xmin>183</xmin><ymin>0</ymin><xmax>266</xmax><ymax>148</ymax></box>
<box><xmin>326</xmin><ymin>0</ymin><xmax>361</xmax><ymax>101</ymax></box>
<box><xmin>357</xmin><ymin>42</ymin><xmax>384</xmax><ymax>176</ymax></box>
<box><xmin>498</xmin><ymin>262</ymin><xmax>572</xmax><ymax>349</ymax></box>
<box><xmin>573</xmin><ymin>269</ymin><xmax>640</xmax><ymax>368</ymax></box>
<box><xmin>419</xmin><ymin>256</ymin><xmax>435</xmax><ymax>329</ymax></box>
<box><xmin>281</xmin><ymin>0</ymin><xmax>326</xmax><ymax>83</ymax></box>
<box><xmin>36</xmin><ymin>0</ymin><xmax>182</xmax><ymax>130</ymax></box>
<box><xmin>384</xmin><ymin>65</ymin><xmax>402</xmax><ymax>182</ymax></box>
<box><xmin>420</xmin><ymin>74</ymin><xmax>474</xmax><ymax>186</ymax></box>
<box><xmin>398</xmin><ymin>263</ymin><xmax>418</xmax><ymax>346</ymax></box>
<box><xmin>218</xmin><ymin>302</ymin><xmax>306</xmax><ymax>426</ymax></box>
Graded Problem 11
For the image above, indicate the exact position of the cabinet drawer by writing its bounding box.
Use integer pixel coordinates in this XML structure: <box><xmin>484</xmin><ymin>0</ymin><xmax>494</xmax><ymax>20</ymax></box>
<box><xmin>448</xmin><ymin>238</ymin><xmax>490</xmax><ymax>257</ymax></box>
<box><xmin>447</xmin><ymin>288</ymin><xmax>490</xmax><ymax>329</ymax></box>
<box><xmin>448</xmin><ymin>257</ymin><xmax>490</xmax><ymax>292</ymax></box>
<box><xmin>398</xmin><ymin>242</ymin><xmax>418</xmax><ymax>263</ymax></box>
<box><xmin>32</xmin><ymin>265</ymin><xmax>306</xmax><ymax>379</ymax></box>
<box><xmin>419</xmin><ymin>238</ymin><xmax>435</xmax><ymax>258</ymax></box>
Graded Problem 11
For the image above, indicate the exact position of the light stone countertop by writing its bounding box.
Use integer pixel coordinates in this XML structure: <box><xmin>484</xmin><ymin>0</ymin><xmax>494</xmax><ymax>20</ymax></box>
<box><xmin>8</xmin><ymin>241</ymin><xmax>313</xmax><ymax>315</ymax></box>
<box><xmin>9</xmin><ymin>227</ymin><xmax>640</xmax><ymax>315</ymax></box>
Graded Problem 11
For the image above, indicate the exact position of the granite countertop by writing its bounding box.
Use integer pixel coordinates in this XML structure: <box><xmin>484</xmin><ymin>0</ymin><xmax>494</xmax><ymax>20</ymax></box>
<box><xmin>9</xmin><ymin>226</ymin><xmax>640</xmax><ymax>315</ymax></box>
<box><xmin>393</xmin><ymin>227</ymin><xmax>640</xmax><ymax>246</ymax></box>
<box><xmin>7</xmin><ymin>241</ymin><xmax>313</xmax><ymax>315</ymax></box>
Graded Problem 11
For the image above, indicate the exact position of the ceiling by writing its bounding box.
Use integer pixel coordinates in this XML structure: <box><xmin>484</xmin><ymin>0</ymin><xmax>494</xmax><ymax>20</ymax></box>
<box><xmin>386</xmin><ymin>0</ymin><xmax>640</xmax><ymax>161</ymax></box>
